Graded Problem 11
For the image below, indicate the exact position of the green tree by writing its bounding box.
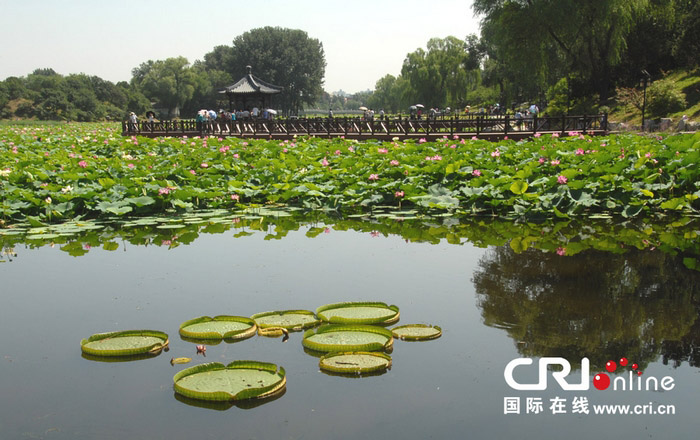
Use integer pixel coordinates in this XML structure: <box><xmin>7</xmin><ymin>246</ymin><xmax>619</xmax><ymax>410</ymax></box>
<box><xmin>401</xmin><ymin>36</ymin><xmax>483</xmax><ymax>110</ymax></box>
<box><xmin>203</xmin><ymin>27</ymin><xmax>326</xmax><ymax>114</ymax></box>
<box><xmin>474</xmin><ymin>0</ymin><xmax>649</xmax><ymax>102</ymax></box>
<box><xmin>131</xmin><ymin>57</ymin><xmax>196</xmax><ymax>118</ymax></box>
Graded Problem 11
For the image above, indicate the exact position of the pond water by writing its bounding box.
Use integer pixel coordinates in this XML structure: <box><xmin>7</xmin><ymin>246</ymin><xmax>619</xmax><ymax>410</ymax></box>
<box><xmin>1</xmin><ymin>213</ymin><xmax>700</xmax><ymax>439</ymax></box>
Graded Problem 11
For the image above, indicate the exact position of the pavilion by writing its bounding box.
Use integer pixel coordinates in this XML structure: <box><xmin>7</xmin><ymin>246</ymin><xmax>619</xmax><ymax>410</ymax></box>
<box><xmin>219</xmin><ymin>65</ymin><xmax>283</xmax><ymax>112</ymax></box>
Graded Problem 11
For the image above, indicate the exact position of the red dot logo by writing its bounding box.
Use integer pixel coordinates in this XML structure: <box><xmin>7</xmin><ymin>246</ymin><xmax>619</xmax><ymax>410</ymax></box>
<box><xmin>637</xmin><ymin>370</ymin><xmax>643</xmax><ymax>376</ymax></box>
<box><xmin>619</xmin><ymin>357</ymin><xmax>629</xmax><ymax>366</ymax></box>
<box><xmin>593</xmin><ymin>373</ymin><xmax>611</xmax><ymax>390</ymax></box>
<box><xmin>605</xmin><ymin>360</ymin><xmax>617</xmax><ymax>373</ymax></box>
<box><xmin>632</xmin><ymin>363</ymin><xmax>639</xmax><ymax>370</ymax></box>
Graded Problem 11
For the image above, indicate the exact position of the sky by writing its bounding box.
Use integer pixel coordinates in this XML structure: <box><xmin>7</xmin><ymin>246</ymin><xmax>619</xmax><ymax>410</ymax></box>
<box><xmin>0</xmin><ymin>0</ymin><xmax>481</xmax><ymax>94</ymax></box>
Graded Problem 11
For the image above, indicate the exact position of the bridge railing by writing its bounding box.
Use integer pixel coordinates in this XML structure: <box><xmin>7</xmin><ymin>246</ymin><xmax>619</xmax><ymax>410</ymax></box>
<box><xmin>122</xmin><ymin>114</ymin><xmax>607</xmax><ymax>137</ymax></box>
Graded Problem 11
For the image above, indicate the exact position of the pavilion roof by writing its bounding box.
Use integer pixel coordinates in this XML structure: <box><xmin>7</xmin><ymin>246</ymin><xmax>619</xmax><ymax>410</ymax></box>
<box><xmin>220</xmin><ymin>66</ymin><xmax>283</xmax><ymax>95</ymax></box>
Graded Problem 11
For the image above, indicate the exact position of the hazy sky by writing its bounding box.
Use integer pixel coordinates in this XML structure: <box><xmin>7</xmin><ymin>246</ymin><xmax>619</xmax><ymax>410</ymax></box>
<box><xmin>1</xmin><ymin>0</ymin><xmax>480</xmax><ymax>93</ymax></box>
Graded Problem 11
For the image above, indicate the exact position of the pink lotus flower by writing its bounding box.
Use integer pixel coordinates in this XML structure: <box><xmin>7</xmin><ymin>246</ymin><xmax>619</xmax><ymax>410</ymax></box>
<box><xmin>200</xmin><ymin>163</ymin><xmax>208</xmax><ymax>168</ymax></box>
<box><xmin>189</xmin><ymin>169</ymin><xmax>196</xmax><ymax>175</ymax></box>
<box><xmin>128</xmin><ymin>163</ymin><xmax>135</xmax><ymax>169</ymax></box>
<box><xmin>551</xmin><ymin>159</ymin><xmax>560</xmax><ymax>166</ymax></box>
<box><xmin>418</xmin><ymin>138</ymin><xmax>427</xmax><ymax>143</ymax></box>
<box><xmin>491</xmin><ymin>149</ymin><xmax>500</xmax><ymax>157</ymax></box>
<box><xmin>556</xmin><ymin>247</ymin><xmax>566</xmax><ymax>256</ymax></box>
<box><xmin>368</xmin><ymin>174</ymin><xmax>379</xmax><ymax>181</ymax></box>
<box><xmin>395</xmin><ymin>191</ymin><xmax>404</xmax><ymax>198</ymax></box>
<box><xmin>321</xmin><ymin>157</ymin><xmax>329</xmax><ymax>166</ymax></box>
<box><xmin>552</xmin><ymin>133</ymin><xmax>560</xmax><ymax>138</ymax></box>
<box><xmin>534</xmin><ymin>133</ymin><xmax>542</xmax><ymax>138</ymax></box>
<box><xmin>334</xmin><ymin>149</ymin><xmax>341</xmax><ymax>155</ymax></box>
<box><xmin>196</xmin><ymin>345</ymin><xmax>206</xmax><ymax>354</ymax></box>
<box><xmin>158</xmin><ymin>187</ymin><xmax>171</xmax><ymax>195</ymax></box>
<box><xmin>78</xmin><ymin>160</ymin><xmax>88</xmax><ymax>168</ymax></box>
<box><xmin>557</xmin><ymin>175</ymin><xmax>568</xmax><ymax>184</ymax></box>
<box><xmin>390</xmin><ymin>160</ymin><xmax>400</xmax><ymax>166</ymax></box>
<box><xmin>472</xmin><ymin>169</ymin><xmax>482</xmax><ymax>177</ymax></box>
<box><xmin>378</xmin><ymin>148</ymin><xmax>388</xmax><ymax>154</ymax></box>
<box><xmin>348</xmin><ymin>146</ymin><xmax>354</xmax><ymax>152</ymax></box>
<box><xmin>539</xmin><ymin>157</ymin><xmax>545</xmax><ymax>164</ymax></box>
<box><xmin>472</xmin><ymin>136</ymin><xmax>478</xmax><ymax>140</ymax></box>
<box><xmin>575</xmin><ymin>148</ymin><xmax>585</xmax><ymax>155</ymax></box>
<box><xmin>231</xmin><ymin>194</ymin><xmax>240</xmax><ymax>201</ymax></box>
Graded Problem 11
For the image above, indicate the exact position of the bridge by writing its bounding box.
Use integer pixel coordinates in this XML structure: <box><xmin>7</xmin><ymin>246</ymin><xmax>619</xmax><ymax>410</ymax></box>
<box><xmin>122</xmin><ymin>114</ymin><xmax>608</xmax><ymax>141</ymax></box>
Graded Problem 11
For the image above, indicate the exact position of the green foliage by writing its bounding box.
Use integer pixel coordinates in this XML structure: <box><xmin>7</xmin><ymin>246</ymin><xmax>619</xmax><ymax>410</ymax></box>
<box><xmin>647</xmin><ymin>77</ymin><xmax>688</xmax><ymax>117</ymax></box>
<box><xmin>0</xmin><ymin>72</ymin><xmax>150</xmax><ymax>121</ymax></box>
<box><xmin>203</xmin><ymin>27</ymin><xmax>326</xmax><ymax>115</ymax></box>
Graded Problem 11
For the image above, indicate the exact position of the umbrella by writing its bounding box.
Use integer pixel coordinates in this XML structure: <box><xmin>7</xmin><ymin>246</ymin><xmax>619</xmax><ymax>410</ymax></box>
<box><xmin>266</xmin><ymin>109</ymin><xmax>278</xmax><ymax>115</ymax></box>
<box><xmin>415</xmin><ymin>104</ymin><xmax>425</xmax><ymax>108</ymax></box>
<box><xmin>409</xmin><ymin>105</ymin><xmax>417</xmax><ymax>111</ymax></box>
<box><xmin>359</xmin><ymin>106</ymin><xmax>368</xmax><ymax>111</ymax></box>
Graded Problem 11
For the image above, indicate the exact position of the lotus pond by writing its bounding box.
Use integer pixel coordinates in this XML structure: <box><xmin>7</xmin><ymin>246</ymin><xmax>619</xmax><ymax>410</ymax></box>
<box><xmin>2</xmin><ymin>124</ymin><xmax>700</xmax><ymax>439</ymax></box>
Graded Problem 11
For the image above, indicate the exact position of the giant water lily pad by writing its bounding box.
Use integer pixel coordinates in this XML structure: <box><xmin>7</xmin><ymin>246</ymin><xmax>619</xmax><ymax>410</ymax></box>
<box><xmin>251</xmin><ymin>310</ymin><xmax>320</xmax><ymax>330</ymax></box>
<box><xmin>302</xmin><ymin>325</ymin><xmax>394</xmax><ymax>352</ymax></box>
<box><xmin>316</xmin><ymin>301</ymin><xmax>400</xmax><ymax>325</ymax></box>
<box><xmin>391</xmin><ymin>324</ymin><xmax>442</xmax><ymax>341</ymax></box>
<box><xmin>81</xmin><ymin>330</ymin><xmax>169</xmax><ymax>357</ymax></box>
<box><xmin>173</xmin><ymin>360</ymin><xmax>286</xmax><ymax>402</ymax></box>
<box><xmin>319</xmin><ymin>351</ymin><xmax>392</xmax><ymax>374</ymax></box>
<box><xmin>179</xmin><ymin>316</ymin><xmax>257</xmax><ymax>340</ymax></box>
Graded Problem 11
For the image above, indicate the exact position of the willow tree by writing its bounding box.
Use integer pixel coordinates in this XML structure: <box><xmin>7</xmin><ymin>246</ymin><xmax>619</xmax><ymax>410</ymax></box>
<box><xmin>130</xmin><ymin>57</ymin><xmax>196</xmax><ymax>118</ymax></box>
<box><xmin>401</xmin><ymin>36</ymin><xmax>482</xmax><ymax>109</ymax></box>
<box><xmin>473</xmin><ymin>0</ymin><xmax>648</xmax><ymax>102</ymax></box>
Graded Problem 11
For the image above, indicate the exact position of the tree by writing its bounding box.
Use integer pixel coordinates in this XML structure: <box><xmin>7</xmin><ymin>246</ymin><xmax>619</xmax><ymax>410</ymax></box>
<box><xmin>473</xmin><ymin>0</ymin><xmax>649</xmax><ymax>102</ymax></box>
<box><xmin>130</xmin><ymin>57</ymin><xmax>196</xmax><ymax>118</ymax></box>
<box><xmin>203</xmin><ymin>27</ymin><xmax>326</xmax><ymax>114</ymax></box>
<box><xmin>401</xmin><ymin>36</ymin><xmax>483</xmax><ymax>110</ymax></box>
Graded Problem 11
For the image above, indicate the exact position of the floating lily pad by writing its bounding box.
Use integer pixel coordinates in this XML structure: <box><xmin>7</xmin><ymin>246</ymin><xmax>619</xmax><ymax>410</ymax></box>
<box><xmin>80</xmin><ymin>330</ymin><xmax>169</xmax><ymax>357</ymax></box>
<box><xmin>316</xmin><ymin>301</ymin><xmax>400</xmax><ymax>325</ymax></box>
<box><xmin>302</xmin><ymin>325</ymin><xmax>394</xmax><ymax>352</ymax></box>
<box><xmin>391</xmin><ymin>324</ymin><xmax>442</xmax><ymax>341</ymax></box>
<box><xmin>179</xmin><ymin>316</ymin><xmax>257</xmax><ymax>340</ymax></box>
<box><xmin>319</xmin><ymin>351</ymin><xmax>392</xmax><ymax>374</ymax></box>
<box><xmin>251</xmin><ymin>310</ymin><xmax>320</xmax><ymax>330</ymax></box>
<box><xmin>173</xmin><ymin>360</ymin><xmax>286</xmax><ymax>402</ymax></box>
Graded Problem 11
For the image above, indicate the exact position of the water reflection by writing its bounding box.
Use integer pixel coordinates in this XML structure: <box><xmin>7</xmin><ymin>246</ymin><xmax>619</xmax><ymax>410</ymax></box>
<box><xmin>173</xmin><ymin>388</ymin><xmax>287</xmax><ymax>411</ymax></box>
<box><xmin>473</xmin><ymin>245</ymin><xmax>700</xmax><ymax>370</ymax></box>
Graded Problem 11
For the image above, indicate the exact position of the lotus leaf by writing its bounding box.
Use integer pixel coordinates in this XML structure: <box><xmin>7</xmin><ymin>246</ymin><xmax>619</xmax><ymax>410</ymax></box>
<box><xmin>302</xmin><ymin>324</ymin><xmax>394</xmax><ymax>352</ymax></box>
<box><xmin>173</xmin><ymin>360</ymin><xmax>286</xmax><ymax>402</ymax></box>
<box><xmin>251</xmin><ymin>310</ymin><xmax>320</xmax><ymax>330</ymax></box>
<box><xmin>80</xmin><ymin>330</ymin><xmax>169</xmax><ymax>356</ymax></box>
<box><xmin>179</xmin><ymin>316</ymin><xmax>257</xmax><ymax>340</ymax></box>
<box><xmin>316</xmin><ymin>301</ymin><xmax>400</xmax><ymax>325</ymax></box>
<box><xmin>391</xmin><ymin>324</ymin><xmax>442</xmax><ymax>341</ymax></box>
<box><xmin>319</xmin><ymin>351</ymin><xmax>392</xmax><ymax>374</ymax></box>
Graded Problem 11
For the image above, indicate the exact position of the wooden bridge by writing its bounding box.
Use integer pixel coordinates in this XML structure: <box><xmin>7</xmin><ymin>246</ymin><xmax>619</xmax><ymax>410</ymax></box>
<box><xmin>122</xmin><ymin>114</ymin><xmax>608</xmax><ymax>141</ymax></box>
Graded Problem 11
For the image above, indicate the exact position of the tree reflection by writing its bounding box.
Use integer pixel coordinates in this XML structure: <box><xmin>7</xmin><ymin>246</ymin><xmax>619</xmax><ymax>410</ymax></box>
<box><xmin>473</xmin><ymin>246</ymin><xmax>700</xmax><ymax>370</ymax></box>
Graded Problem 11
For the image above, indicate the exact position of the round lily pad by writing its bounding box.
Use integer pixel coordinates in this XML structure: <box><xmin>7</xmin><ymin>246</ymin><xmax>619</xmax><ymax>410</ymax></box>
<box><xmin>302</xmin><ymin>325</ymin><xmax>394</xmax><ymax>352</ymax></box>
<box><xmin>316</xmin><ymin>301</ymin><xmax>400</xmax><ymax>325</ymax></box>
<box><xmin>173</xmin><ymin>360</ymin><xmax>286</xmax><ymax>402</ymax></box>
<box><xmin>81</xmin><ymin>330</ymin><xmax>169</xmax><ymax>357</ymax></box>
<box><xmin>319</xmin><ymin>351</ymin><xmax>392</xmax><ymax>374</ymax></box>
<box><xmin>391</xmin><ymin>324</ymin><xmax>442</xmax><ymax>341</ymax></box>
<box><xmin>179</xmin><ymin>316</ymin><xmax>257</xmax><ymax>340</ymax></box>
<box><xmin>251</xmin><ymin>310</ymin><xmax>320</xmax><ymax>330</ymax></box>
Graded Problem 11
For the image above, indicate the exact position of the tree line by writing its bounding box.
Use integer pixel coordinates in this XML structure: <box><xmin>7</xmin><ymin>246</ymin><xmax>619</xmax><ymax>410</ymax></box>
<box><xmin>358</xmin><ymin>0</ymin><xmax>698</xmax><ymax>116</ymax></box>
<box><xmin>1</xmin><ymin>2</ymin><xmax>698</xmax><ymax>122</ymax></box>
